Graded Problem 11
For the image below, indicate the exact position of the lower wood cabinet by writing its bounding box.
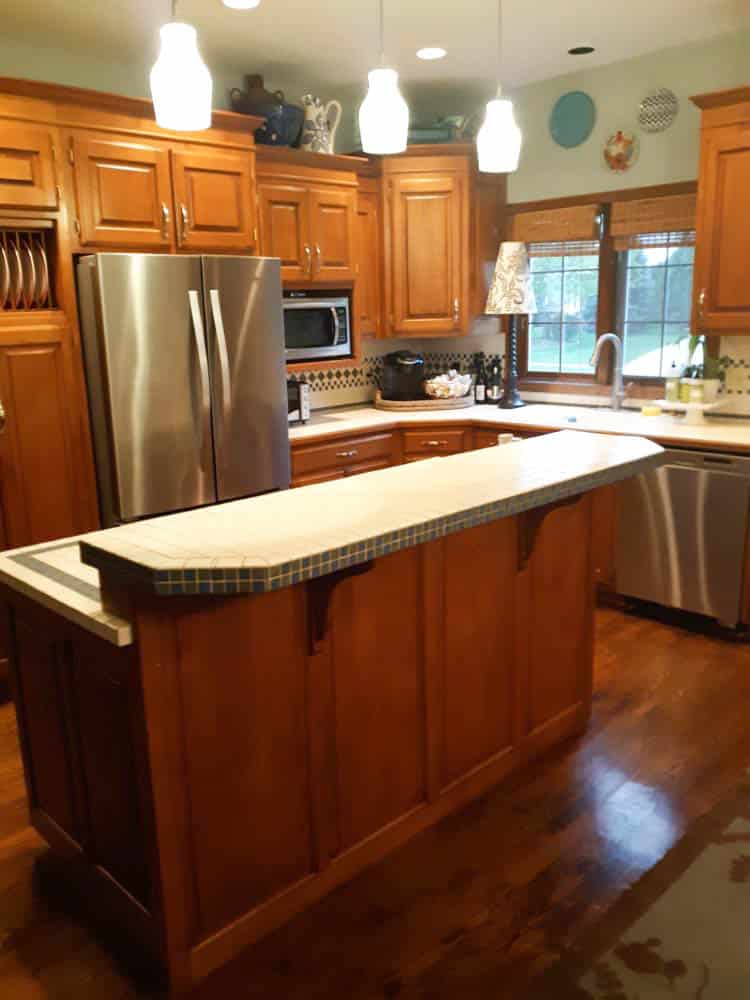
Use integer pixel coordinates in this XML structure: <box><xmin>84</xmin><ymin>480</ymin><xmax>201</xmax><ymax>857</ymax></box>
<box><xmin>291</xmin><ymin>431</ymin><xmax>398</xmax><ymax>487</ymax></box>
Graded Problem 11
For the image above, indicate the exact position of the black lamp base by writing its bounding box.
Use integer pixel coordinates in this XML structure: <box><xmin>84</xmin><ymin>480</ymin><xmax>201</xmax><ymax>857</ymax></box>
<box><xmin>497</xmin><ymin>313</ymin><xmax>525</xmax><ymax>409</ymax></box>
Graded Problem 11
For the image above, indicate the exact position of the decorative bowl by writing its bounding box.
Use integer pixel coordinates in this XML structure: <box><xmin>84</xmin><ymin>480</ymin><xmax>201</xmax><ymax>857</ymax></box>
<box><xmin>423</xmin><ymin>372</ymin><xmax>473</xmax><ymax>399</ymax></box>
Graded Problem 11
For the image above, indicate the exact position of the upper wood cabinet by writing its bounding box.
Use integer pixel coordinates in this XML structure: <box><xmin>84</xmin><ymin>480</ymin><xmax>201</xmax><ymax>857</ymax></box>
<box><xmin>257</xmin><ymin>181</ymin><xmax>311</xmax><ymax>282</ymax></box>
<box><xmin>67</xmin><ymin>132</ymin><xmax>174</xmax><ymax>249</ymax></box>
<box><xmin>384</xmin><ymin>158</ymin><xmax>468</xmax><ymax>337</ymax></box>
<box><xmin>256</xmin><ymin>151</ymin><xmax>358</xmax><ymax>285</ymax></box>
<box><xmin>66</xmin><ymin>130</ymin><xmax>258</xmax><ymax>254</ymax></box>
<box><xmin>355</xmin><ymin>180</ymin><xmax>382</xmax><ymax>338</ymax></box>
<box><xmin>0</xmin><ymin>125</ymin><xmax>59</xmax><ymax>211</ymax></box>
<box><xmin>691</xmin><ymin>88</ymin><xmax>750</xmax><ymax>335</ymax></box>
<box><xmin>171</xmin><ymin>146</ymin><xmax>257</xmax><ymax>253</ymax></box>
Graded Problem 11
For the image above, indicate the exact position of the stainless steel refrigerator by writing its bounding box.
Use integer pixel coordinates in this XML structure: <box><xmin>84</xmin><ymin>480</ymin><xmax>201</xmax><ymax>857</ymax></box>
<box><xmin>77</xmin><ymin>253</ymin><xmax>291</xmax><ymax>527</ymax></box>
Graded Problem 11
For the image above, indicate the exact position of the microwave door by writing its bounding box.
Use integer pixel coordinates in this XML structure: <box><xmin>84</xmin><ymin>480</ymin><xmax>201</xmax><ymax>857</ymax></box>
<box><xmin>202</xmin><ymin>256</ymin><xmax>291</xmax><ymax>502</ymax></box>
<box><xmin>284</xmin><ymin>300</ymin><xmax>344</xmax><ymax>360</ymax></box>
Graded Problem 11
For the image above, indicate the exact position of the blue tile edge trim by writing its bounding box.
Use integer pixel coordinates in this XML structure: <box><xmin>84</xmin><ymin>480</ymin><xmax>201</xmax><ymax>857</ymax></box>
<box><xmin>79</xmin><ymin>453</ymin><xmax>663</xmax><ymax>596</ymax></box>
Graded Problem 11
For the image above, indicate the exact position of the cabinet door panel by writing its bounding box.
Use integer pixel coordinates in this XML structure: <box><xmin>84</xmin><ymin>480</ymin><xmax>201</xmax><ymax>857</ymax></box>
<box><xmin>172</xmin><ymin>147</ymin><xmax>256</xmax><ymax>252</ymax></box>
<box><xmin>389</xmin><ymin>173</ymin><xmax>465</xmax><ymax>336</ymax></box>
<box><xmin>0</xmin><ymin>125</ymin><xmax>58</xmax><ymax>210</ymax></box>
<box><xmin>309</xmin><ymin>187</ymin><xmax>356</xmax><ymax>281</ymax></box>
<box><xmin>0</xmin><ymin>323</ymin><xmax>92</xmax><ymax>545</ymax></box>
<box><xmin>258</xmin><ymin>182</ymin><xmax>310</xmax><ymax>281</ymax></box>
<box><xmin>441</xmin><ymin>520</ymin><xmax>517</xmax><ymax>786</ymax></box>
<box><xmin>70</xmin><ymin>133</ymin><xmax>173</xmax><ymax>249</ymax></box>
<box><xmin>694</xmin><ymin>125</ymin><xmax>750</xmax><ymax>332</ymax></box>
<box><xmin>330</xmin><ymin>549</ymin><xmax>427</xmax><ymax>850</ymax></box>
<box><xmin>522</xmin><ymin>495</ymin><xmax>593</xmax><ymax>739</ymax></box>
<box><xmin>355</xmin><ymin>190</ymin><xmax>381</xmax><ymax>337</ymax></box>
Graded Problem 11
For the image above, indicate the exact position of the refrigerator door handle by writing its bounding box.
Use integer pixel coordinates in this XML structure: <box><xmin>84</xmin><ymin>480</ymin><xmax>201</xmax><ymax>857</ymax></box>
<box><xmin>188</xmin><ymin>289</ymin><xmax>211</xmax><ymax>458</ymax></box>
<box><xmin>209</xmin><ymin>288</ymin><xmax>233</xmax><ymax>423</ymax></box>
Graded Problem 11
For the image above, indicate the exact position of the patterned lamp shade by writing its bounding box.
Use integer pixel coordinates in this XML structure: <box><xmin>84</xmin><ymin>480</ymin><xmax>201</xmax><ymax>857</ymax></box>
<box><xmin>486</xmin><ymin>241</ymin><xmax>536</xmax><ymax>316</ymax></box>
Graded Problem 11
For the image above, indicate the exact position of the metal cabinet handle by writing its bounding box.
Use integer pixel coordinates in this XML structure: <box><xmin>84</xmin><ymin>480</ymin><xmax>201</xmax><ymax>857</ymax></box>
<box><xmin>453</xmin><ymin>298</ymin><xmax>460</xmax><ymax>324</ymax></box>
<box><xmin>336</xmin><ymin>449</ymin><xmax>358</xmax><ymax>459</ymax></box>
<box><xmin>209</xmin><ymin>289</ymin><xmax>233</xmax><ymax>423</ymax></box>
<box><xmin>188</xmin><ymin>290</ymin><xmax>211</xmax><ymax>459</ymax></box>
<box><xmin>304</xmin><ymin>244</ymin><xmax>312</xmax><ymax>276</ymax></box>
<box><xmin>314</xmin><ymin>244</ymin><xmax>322</xmax><ymax>275</ymax></box>
<box><xmin>423</xmin><ymin>439</ymin><xmax>449</xmax><ymax>447</ymax></box>
<box><xmin>0</xmin><ymin>399</ymin><xmax>6</xmax><ymax>432</ymax></box>
<box><xmin>179</xmin><ymin>204</ymin><xmax>190</xmax><ymax>246</ymax></box>
<box><xmin>161</xmin><ymin>202</ymin><xmax>171</xmax><ymax>239</ymax></box>
<box><xmin>698</xmin><ymin>287</ymin><xmax>706</xmax><ymax>323</ymax></box>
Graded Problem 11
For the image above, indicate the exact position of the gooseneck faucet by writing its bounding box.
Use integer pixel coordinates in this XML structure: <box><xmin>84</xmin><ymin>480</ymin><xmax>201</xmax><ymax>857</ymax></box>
<box><xmin>590</xmin><ymin>333</ymin><xmax>625</xmax><ymax>411</ymax></box>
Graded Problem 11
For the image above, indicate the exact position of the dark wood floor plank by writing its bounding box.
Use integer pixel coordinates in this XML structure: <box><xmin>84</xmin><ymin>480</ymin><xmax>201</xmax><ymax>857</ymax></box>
<box><xmin>1</xmin><ymin>608</ymin><xmax>749</xmax><ymax>999</ymax></box>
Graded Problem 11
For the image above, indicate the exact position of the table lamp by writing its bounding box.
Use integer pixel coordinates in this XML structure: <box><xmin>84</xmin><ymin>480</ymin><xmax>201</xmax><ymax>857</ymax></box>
<box><xmin>486</xmin><ymin>241</ymin><xmax>535</xmax><ymax>409</ymax></box>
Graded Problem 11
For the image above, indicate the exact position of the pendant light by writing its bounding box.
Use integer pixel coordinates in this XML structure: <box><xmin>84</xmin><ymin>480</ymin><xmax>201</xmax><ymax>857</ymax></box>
<box><xmin>358</xmin><ymin>0</ymin><xmax>409</xmax><ymax>155</ymax></box>
<box><xmin>476</xmin><ymin>0</ymin><xmax>521</xmax><ymax>172</ymax></box>
<box><xmin>150</xmin><ymin>0</ymin><xmax>213</xmax><ymax>132</ymax></box>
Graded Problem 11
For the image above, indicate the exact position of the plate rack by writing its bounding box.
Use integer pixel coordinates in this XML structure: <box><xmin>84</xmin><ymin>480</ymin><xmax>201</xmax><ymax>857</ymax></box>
<box><xmin>0</xmin><ymin>220</ymin><xmax>56</xmax><ymax>312</ymax></box>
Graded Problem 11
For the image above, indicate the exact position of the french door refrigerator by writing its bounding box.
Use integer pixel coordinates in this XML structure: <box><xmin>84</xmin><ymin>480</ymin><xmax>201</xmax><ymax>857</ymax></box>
<box><xmin>77</xmin><ymin>253</ymin><xmax>291</xmax><ymax>527</ymax></box>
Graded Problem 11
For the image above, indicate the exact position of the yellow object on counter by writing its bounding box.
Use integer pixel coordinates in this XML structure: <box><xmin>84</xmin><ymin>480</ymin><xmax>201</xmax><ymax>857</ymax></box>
<box><xmin>641</xmin><ymin>405</ymin><xmax>662</xmax><ymax>417</ymax></box>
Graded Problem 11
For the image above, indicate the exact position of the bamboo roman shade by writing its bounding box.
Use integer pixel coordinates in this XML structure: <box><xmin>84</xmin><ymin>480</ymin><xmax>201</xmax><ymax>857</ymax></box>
<box><xmin>510</xmin><ymin>203</ymin><xmax>602</xmax><ymax>245</ymax></box>
<box><xmin>610</xmin><ymin>193</ymin><xmax>697</xmax><ymax>251</ymax></box>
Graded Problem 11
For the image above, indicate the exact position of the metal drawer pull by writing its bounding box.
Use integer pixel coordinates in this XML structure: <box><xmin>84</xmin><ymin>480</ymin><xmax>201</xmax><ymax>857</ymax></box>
<box><xmin>179</xmin><ymin>203</ymin><xmax>189</xmax><ymax>245</ymax></box>
<box><xmin>161</xmin><ymin>202</ymin><xmax>171</xmax><ymax>239</ymax></box>
<box><xmin>336</xmin><ymin>449</ymin><xmax>359</xmax><ymax>459</ymax></box>
<box><xmin>423</xmin><ymin>439</ymin><xmax>449</xmax><ymax>447</ymax></box>
<box><xmin>698</xmin><ymin>287</ymin><xmax>706</xmax><ymax>322</ymax></box>
<box><xmin>314</xmin><ymin>244</ymin><xmax>322</xmax><ymax>274</ymax></box>
<box><xmin>0</xmin><ymin>399</ymin><xmax>6</xmax><ymax>431</ymax></box>
<box><xmin>304</xmin><ymin>244</ymin><xmax>312</xmax><ymax>276</ymax></box>
<box><xmin>453</xmin><ymin>298</ymin><xmax>460</xmax><ymax>323</ymax></box>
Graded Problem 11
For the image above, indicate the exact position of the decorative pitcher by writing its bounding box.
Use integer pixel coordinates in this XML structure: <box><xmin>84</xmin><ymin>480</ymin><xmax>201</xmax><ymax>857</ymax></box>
<box><xmin>300</xmin><ymin>94</ymin><xmax>342</xmax><ymax>154</ymax></box>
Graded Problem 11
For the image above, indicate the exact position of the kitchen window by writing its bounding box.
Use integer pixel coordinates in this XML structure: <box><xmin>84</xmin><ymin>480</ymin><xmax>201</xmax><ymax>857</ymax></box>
<box><xmin>616</xmin><ymin>234</ymin><xmax>695</xmax><ymax>378</ymax></box>
<box><xmin>527</xmin><ymin>241</ymin><xmax>600</xmax><ymax>375</ymax></box>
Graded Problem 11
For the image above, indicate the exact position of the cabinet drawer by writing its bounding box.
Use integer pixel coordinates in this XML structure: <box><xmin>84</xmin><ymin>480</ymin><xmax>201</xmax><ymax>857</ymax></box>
<box><xmin>402</xmin><ymin>428</ymin><xmax>467</xmax><ymax>457</ymax></box>
<box><xmin>292</xmin><ymin>432</ymin><xmax>395</xmax><ymax>479</ymax></box>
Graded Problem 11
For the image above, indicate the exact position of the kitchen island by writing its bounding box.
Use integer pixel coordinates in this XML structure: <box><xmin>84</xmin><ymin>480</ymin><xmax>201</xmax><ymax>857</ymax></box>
<box><xmin>0</xmin><ymin>431</ymin><xmax>662</xmax><ymax>994</ymax></box>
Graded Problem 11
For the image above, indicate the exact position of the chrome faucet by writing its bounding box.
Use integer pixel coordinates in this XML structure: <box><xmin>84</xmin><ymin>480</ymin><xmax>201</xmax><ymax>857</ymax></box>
<box><xmin>590</xmin><ymin>333</ymin><xmax>625</xmax><ymax>411</ymax></box>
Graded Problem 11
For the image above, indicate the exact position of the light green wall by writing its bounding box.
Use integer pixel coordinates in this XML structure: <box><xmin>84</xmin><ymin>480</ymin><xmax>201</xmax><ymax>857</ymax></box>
<box><xmin>507</xmin><ymin>31</ymin><xmax>749</xmax><ymax>203</ymax></box>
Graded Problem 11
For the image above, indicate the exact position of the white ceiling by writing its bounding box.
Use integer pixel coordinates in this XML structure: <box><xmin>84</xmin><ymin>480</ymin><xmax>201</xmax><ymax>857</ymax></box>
<box><xmin>2</xmin><ymin>0</ymin><xmax>748</xmax><ymax>96</ymax></box>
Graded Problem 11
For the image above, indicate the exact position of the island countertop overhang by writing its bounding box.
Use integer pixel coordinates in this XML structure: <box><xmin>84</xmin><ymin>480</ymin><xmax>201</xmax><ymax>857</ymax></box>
<box><xmin>78</xmin><ymin>430</ymin><xmax>664</xmax><ymax>597</ymax></box>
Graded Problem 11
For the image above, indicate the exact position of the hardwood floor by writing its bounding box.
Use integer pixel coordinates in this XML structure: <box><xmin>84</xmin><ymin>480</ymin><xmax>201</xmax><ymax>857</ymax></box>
<box><xmin>2</xmin><ymin>608</ymin><xmax>750</xmax><ymax>998</ymax></box>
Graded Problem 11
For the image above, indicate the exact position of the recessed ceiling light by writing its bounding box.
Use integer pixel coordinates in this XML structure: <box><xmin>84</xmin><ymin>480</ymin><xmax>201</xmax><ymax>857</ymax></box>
<box><xmin>222</xmin><ymin>0</ymin><xmax>261</xmax><ymax>9</ymax></box>
<box><xmin>417</xmin><ymin>47</ymin><xmax>447</xmax><ymax>61</ymax></box>
<box><xmin>568</xmin><ymin>45</ymin><xmax>595</xmax><ymax>55</ymax></box>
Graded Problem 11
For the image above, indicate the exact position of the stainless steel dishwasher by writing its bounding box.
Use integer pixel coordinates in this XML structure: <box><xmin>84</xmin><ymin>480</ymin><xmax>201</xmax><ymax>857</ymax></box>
<box><xmin>616</xmin><ymin>449</ymin><xmax>750</xmax><ymax>626</ymax></box>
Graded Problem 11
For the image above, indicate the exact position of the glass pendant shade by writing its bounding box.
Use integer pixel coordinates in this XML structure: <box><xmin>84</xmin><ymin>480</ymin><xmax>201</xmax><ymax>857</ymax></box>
<box><xmin>477</xmin><ymin>97</ymin><xmax>521</xmax><ymax>173</ymax></box>
<box><xmin>358</xmin><ymin>68</ymin><xmax>409</xmax><ymax>155</ymax></box>
<box><xmin>150</xmin><ymin>23</ymin><xmax>212</xmax><ymax>131</ymax></box>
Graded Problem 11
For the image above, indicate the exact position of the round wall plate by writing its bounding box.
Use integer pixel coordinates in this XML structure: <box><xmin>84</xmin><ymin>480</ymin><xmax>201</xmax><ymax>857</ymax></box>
<box><xmin>549</xmin><ymin>91</ymin><xmax>596</xmax><ymax>148</ymax></box>
<box><xmin>638</xmin><ymin>88</ymin><xmax>679</xmax><ymax>133</ymax></box>
<box><xmin>603</xmin><ymin>130</ymin><xmax>640</xmax><ymax>172</ymax></box>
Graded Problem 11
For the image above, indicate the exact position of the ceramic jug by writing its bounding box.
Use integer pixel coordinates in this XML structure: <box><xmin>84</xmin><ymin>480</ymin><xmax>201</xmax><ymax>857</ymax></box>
<box><xmin>300</xmin><ymin>94</ymin><xmax>342</xmax><ymax>154</ymax></box>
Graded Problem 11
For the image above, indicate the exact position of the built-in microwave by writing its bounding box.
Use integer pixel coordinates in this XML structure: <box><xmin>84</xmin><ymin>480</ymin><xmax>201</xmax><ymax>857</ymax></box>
<box><xmin>283</xmin><ymin>291</ymin><xmax>352</xmax><ymax>363</ymax></box>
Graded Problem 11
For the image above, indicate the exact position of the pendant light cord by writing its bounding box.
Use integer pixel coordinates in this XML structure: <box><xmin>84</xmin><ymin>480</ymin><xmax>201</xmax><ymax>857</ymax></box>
<box><xmin>379</xmin><ymin>0</ymin><xmax>385</xmax><ymax>67</ymax></box>
<box><xmin>496</xmin><ymin>0</ymin><xmax>503</xmax><ymax>98</ymax></box>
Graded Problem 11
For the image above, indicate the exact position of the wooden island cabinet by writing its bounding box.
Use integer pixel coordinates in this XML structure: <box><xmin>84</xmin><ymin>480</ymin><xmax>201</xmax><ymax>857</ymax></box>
<box><xmin>0</xmin><ymin>432</ymin><xmax>662</xmax><ymax>993</ymax></box>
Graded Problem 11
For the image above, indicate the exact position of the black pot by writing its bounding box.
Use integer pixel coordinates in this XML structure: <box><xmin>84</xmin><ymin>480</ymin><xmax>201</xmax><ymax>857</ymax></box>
<box><xmin>381</xmin><ymin>351</ymin><xmax>426</xmax><ymax>401</ymax></box>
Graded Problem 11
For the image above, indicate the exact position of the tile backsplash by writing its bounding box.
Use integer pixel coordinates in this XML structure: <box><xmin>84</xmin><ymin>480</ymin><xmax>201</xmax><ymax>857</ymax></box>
<box><xmin>721</xmin><ymin>337</ymin><xmax>750</xmax><ymax>395</ymax></box>
<box><xmin>292</xmin><ymin>318</ymin><xmax>504</xmax><ymax>409</ymax></box>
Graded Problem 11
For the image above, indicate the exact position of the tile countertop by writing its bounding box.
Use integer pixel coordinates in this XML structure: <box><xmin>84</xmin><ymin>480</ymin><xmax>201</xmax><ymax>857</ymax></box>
<box><xmin>288</xmin><ymin>402</ymin><xmax>750</xmax><ymax>453</ymax></box>
<box><xmin>76</xmin><ymin>431</ymin><xmax>663</xmax><ymax>604</ymax></box>
<box><xmin>0</xmin><ymin>538</ymin><xmax>133</xmax><ymax>647</ymax></box>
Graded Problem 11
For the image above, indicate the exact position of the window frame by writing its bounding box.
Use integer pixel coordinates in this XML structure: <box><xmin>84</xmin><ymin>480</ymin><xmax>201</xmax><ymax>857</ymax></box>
<box><xmin>510</xmin><ymin>182</ymin><xmax>699</xmax><ymax>396</ymax></box>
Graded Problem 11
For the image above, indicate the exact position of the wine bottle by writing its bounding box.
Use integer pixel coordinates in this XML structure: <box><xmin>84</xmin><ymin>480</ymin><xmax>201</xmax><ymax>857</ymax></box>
<box><xmin>487</xmin><ymin>356</ymin><xmax>502</xmax><ymax>403</ymax></box>
<box><xmin>474</xmin><ymin>353</ymin><xmax>487</xmax><ymax>404</ymax></box>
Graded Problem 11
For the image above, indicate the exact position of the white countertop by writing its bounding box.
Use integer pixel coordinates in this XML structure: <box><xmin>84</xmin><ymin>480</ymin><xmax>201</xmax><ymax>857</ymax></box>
<box><xmin>0</xmin><ymin>538</ymin><xmax>133</xmax><ymax>646</ymax></box>
<box><xmin>76</xmin><ymin>430</ymin><xmax>663</xmax><ymax>599</ymax></box>
<box><xmin>289</xmin><ymin>402</ymin><xmax>750</xmax><ymax>452</ymax></box>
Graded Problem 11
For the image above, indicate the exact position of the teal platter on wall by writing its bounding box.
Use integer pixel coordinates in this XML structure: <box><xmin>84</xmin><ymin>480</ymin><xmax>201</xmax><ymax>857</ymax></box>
<box><xmin>549</xmin><ymin>91</ymin><xmax>596</xmax><ymax>148</ymax></box>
